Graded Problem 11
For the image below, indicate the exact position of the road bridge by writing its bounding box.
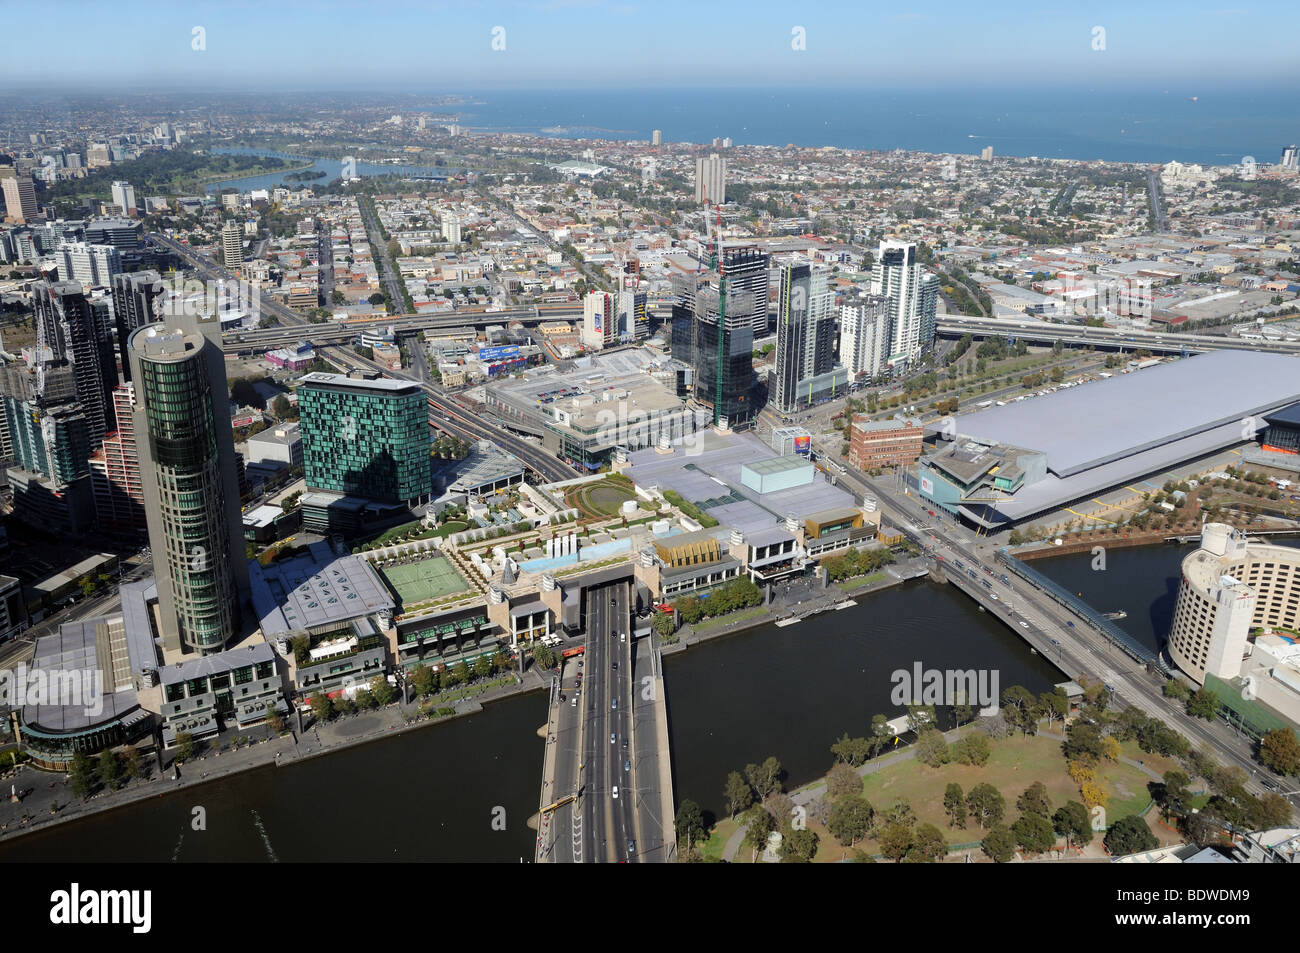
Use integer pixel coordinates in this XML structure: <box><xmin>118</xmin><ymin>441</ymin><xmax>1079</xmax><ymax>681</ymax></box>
<box><xmin>832</xmin><ymin>459</ymin><xmax>1283</xmax><ymax>798</ymax></box>
<box><xmin>538</xmin><ymin>579</ymin><xmax>674</xmax><ymax>863</ymax></box>
<box><xmin>937</xmin><ymin>316</ymin><xmax>1300</xmax><ymax>356</ymax></box>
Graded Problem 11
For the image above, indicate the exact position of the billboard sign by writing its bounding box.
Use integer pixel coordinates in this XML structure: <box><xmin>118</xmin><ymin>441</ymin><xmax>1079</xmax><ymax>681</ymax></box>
<box><xmin>478</xmin><ymin>345</ymin><xmax>519</xmax><ymax>361</ymax></box>
<box><xmin>794</xmin><ymin>435</ymin><xmax>812</xmax><ymax>455</ymax></box>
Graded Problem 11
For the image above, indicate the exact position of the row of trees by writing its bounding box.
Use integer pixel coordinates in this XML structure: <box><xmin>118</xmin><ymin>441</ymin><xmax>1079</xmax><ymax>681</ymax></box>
<box><xmin>408</xmin><ymin>653</ymin><xmax>514</xmax><ymax>694</ymax></box>
<box><xmin>821</xmin><ymin>547</ymin><xmax>895</xmax><ymax>584</ymax></box>
<box><xmin>673</xmin><ymin>577</ymin><xmax>763</xmax><ymax>626</ymax></box>
<box><xmin>309</xmin><ymin>675</ymin><xmax>399</xmax><ymax>721</ymax></box>
<box><xmin>69</xmin><ymin>748</ymin><xmax>145</xmax><ymax>800</ymax></box>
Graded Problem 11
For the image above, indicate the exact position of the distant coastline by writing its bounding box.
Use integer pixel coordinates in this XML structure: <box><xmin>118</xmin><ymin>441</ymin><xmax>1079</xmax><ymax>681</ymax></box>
<box><xmin>455</xmin><ymin>85</ymin><xmax>1300</xmax><ymax>166</ymax></box>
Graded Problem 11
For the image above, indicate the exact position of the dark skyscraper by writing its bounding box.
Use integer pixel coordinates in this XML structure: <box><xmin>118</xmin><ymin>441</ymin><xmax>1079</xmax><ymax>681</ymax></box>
<box><xmin>111</xmin><ymin>270</ymin><xmax>164</xmax><ymax>381</ymax></box>
<box><xmin>671</xmin><ymin>270</ymin><xmax>756</xmax><ymax>429</ymax></box>
<box><xmin>32</xmin><ymin>280</ymin><xmax>118</xmax><ymax>446</ymax></box>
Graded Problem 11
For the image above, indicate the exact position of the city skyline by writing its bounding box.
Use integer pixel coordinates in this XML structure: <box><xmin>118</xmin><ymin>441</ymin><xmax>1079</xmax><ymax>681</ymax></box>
<box><xmin>2</xmin><ymin>2</ymin><xmax>1299</xmax><ymax>880</ymax></box>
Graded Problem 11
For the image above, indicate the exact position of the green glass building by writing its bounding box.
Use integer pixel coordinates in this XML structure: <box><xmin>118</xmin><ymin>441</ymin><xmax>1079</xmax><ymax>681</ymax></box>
<box><xmin>298</xmin><ymin>373</ymin><xmax>431</xmax><ymax>505</ymax></box>
<box><xmin>129</xmin><ymin>317</ymin><xmax>249</xmax><ymax>656</ymax></box>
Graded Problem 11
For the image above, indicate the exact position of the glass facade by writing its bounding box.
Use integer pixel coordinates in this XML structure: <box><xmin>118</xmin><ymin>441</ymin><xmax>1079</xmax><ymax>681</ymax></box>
<box><xmin>672</xmin><ymin>301</ymin><xmax>755</xmax><ymax>428</ymax></box>
<box><xmin>138</xmin><ymin>347</ymin><xmax>239</xmax><ymax>653</ymax></box>
<box><xmin>298</xmin><ymin>377</ymin><xmax>431</xmax><ymax>504</ymax></box>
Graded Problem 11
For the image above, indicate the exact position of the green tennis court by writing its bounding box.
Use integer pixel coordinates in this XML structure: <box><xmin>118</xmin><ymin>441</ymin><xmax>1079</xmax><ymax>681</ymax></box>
<box><xmin>379</xmin><ymin>556</ymin><xmax>471</xmax><ymax>605</ymax></box>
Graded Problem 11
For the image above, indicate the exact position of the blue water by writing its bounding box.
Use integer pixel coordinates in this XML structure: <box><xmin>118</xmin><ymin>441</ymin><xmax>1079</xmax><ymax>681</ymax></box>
<box><xmin>520</xmin><ymin>526</ymin><xmax>680</xmax><ymax>573</ymax></box>
<box><xmin>205</xmin><ymin>147</ymin><xmax>467</xmax><ymax>193</ymax></box>
<box><xmin>449</xmin><ymin>86</ymin><xmax>1300</xmax><ymax>165</ymax></box>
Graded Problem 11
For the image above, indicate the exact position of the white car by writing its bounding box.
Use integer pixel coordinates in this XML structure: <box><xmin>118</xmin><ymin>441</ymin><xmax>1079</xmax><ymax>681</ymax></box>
<box><xmin>612</xmin><ymin>786</ymin><xmax>619</xmax><ymax>800</ymax></box>
<box><xmin>1019</xmin><ymin>621</ymin><xmax>1029</xmax><ymax>629</ymax></box>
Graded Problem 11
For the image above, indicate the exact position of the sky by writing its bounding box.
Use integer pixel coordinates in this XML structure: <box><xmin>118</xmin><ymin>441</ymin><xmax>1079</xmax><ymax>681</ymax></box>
<box><xmin>9</xmin><ymin>0</ymin><xmax>1300</xmax><ymax>91</ymax></box>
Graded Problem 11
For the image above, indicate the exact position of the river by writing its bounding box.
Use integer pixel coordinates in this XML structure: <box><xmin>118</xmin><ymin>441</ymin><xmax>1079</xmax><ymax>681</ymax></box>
<box><xmin>4</xmin><ymin>539</ymin><xmax>1290</xmax><ymax>861</ymax></box>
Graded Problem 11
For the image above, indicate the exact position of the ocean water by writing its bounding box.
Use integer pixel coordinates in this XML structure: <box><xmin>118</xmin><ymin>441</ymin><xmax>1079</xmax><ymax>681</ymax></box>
<box><xmin>449</xmin><ymin>85</ymin><xmax>1300</xmax><ymax>165</ymax></box>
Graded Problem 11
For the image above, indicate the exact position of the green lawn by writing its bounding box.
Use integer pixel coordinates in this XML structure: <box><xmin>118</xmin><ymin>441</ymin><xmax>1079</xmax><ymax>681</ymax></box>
<box><xmin>853</xmin><ymin>731</ymin><xmax>1158</xmax><ymax>853</ymax></box>
<box><xmin>379</xmin><ymin>556</ymin><xmax>472</xmax><ymax>606</ymax></box>
<box><xmin>693</xmin><ymin>606</ymin><xmax>770</xmax><ymax>632</ymax></box>
<box><xmin>698</xmin><ymin>819</ymin><xmax>737</xmax><ymax>860</ymax></box>
<box><xmin>567</xmin><ymin>480</ymin><xmax>637</xmax><ymax>518</ymax></box>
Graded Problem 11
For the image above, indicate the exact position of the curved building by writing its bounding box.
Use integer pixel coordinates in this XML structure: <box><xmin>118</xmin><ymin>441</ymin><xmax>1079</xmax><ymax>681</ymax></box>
<box><xmin>128</xmin><ymin>318</ymin><xmax>249</xmax><ymax>655</ymax></box>
<box><xmin>1168</xmin><ymin>523</ymin><xmax>1300</xmax><ymax>683</ymax></box>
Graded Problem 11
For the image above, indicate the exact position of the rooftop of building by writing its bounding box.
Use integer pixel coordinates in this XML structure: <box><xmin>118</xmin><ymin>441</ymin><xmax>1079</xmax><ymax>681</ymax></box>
<box><xmin>22</xmin><ymin>613</ymin><xmax>153</xmax><ymax>732</ymax></box>
<box><xmin>929</xmin><ymin>351</ymin><xmax>1300</xmax><ymax>480</ymax></box>
<box><xmin>247</xmin><ymin>422</ymin><xmax>301</xmax><ymax>446</ymax></box>
<box><xmin>249</xmin><ymin>540</ymin><xmax>395</xmax><ymax>637</ymax></box>
<box><xmin>436</xmin><ymin>440</ymin><xmax>525</xmax><ymax>492</ymax></box>
<box><xmin>743</xmin><ymin>455</ymin><xmax>813</xmax><ymax>476</ymax></box>
<box><xmin>298</xmin><ymin>372</ymin><xmax>422</xmax><ymax>394</ymax></box>
<box><xmin>855</xmin><ymin>416</ymin><xmax>923</xmax><ymax>434</ymax></box>
<box><xmin>626</xmin><ymin>431</ymin><xmax>853</xmax><ymax>535</ymax></box>
<box><xmin>1264</xmin><ymin>401</ymin><xmax>1300</xmax><ymax>429</ymax></box>
<box><xmin>158</xmin><ymin>641</ymin><xmax>277</xmax><ymax>687</ymax></box>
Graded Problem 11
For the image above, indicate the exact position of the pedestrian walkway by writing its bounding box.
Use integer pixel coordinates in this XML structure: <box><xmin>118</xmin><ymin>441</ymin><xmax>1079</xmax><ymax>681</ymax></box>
<box><xmin>0</xmin><ymin>670</ymin><xmax>548</xmax><ymax>843</ymax></box>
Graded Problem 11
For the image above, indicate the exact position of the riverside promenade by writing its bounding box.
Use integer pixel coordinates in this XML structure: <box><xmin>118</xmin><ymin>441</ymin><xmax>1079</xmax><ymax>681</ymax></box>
<box><xmin>0</xmin><ymin>670</ymin><xmax>547</xmax><ymax>845</ymax></box>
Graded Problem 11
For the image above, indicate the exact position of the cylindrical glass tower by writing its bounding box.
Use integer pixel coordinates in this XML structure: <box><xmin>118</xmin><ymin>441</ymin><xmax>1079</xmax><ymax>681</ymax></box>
<box><xmin>131</xmin><ymin>325</ymin><xmax>239</xmax><ymax>654</ymax></box>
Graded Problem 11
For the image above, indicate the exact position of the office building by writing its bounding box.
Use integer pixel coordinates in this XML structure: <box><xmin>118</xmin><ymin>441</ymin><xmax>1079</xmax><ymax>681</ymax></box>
<box><xmin>3</xmin><ymin>393</ymin><xmax>95</xmax><ymax>534</ymax></box>
<box><xmin>246</xmin><ymin>421</ymin><xmax>302</xmax><ymax>469</ymax></box>
<box><xmin>839</xmin><ymin>293</ymin><xmax>893</xmax><ymax>381</ymax></box>
<box><xmin>671</xmin><ymin>275</ymin><xmax>756</xmax><ymax>429</ymax></box>
<box><xmin>111</xmin><ymin>270</ymin><xmax>164</xmax><ymax>380</ymax></box>
<box><xmin>0</xmin><ymin>358</ymin><xmax>74</xmax><ymax>467</ymax></box>
<box><xmin>111</xmin><ymin>180</ymin><xmax>137</xmax><ymax>216</ymax></box>
<box><xmin>872</xmin><ymin>240</ymin><xmax>938</xmax><ymax>368</ymax></box>
<box><xmin>651</xmin><ymin>130</ymin><xmax>662</xmax><ymax>146</ymax></box>
<box><xmin>1</xmin><ymin>168</ymin><xmax>37</xmax><ymax>223</ymax></box>
<box><xmin>32</xmin><ymin>280</ymin><xmax>118</xmax><ymax>446</ymax></box>
<box><xmin>694</xmin><ymin>153</ymin><xmax>726</xmax><ymax>204</ymax></box>
<box><xmin>90</xmin><ymin>383</ymin><xmax>146</xmax><ymax>534</ymax></box>
<box><xmin>157</xmin><ymin>639</ymin><xmax>286</xmax><ymax>746</ymax></box>
<box><xmin>580</xmin><ymin>286</ymin><xmax>644</xmax><ymax>348</ymax></box>
<box><xmin>5</xmin><ymin>397</ymin><xmax>92</xmax><ymax>486</ymax></box>
<box><xmin>298</xmin><ymin>372</ymin><xmax>432</xmax><ymax>506</ymax></box>
<box><xmin>1282</xmin><ymin>145</ymin><xmax>1299</xmax><ymax>172</ymax></box>
<box><xmin>849</xmin><ymin>417</ymin><xmax>924</xmax><ymax>470</ymax></box>
<box><xmin>84</xmin><ymin>217</ymin><xmax>140</xmax><ymax>250</ymax></box>
<box><xmin>484</xmin><ymin>350</ymin><xmax>701</xmax><ymax>469</ymax></box>
<box><xmin>129</xmin><ymin>315</ymin><xmax>249</xmax><ymax>656</ymax></box>
<box><xmin>56</xmin><ymin>240</ymin><xmax>122</xmax><ymax>287</ymax></box>
<box><xmin>773</xmin><ymin>262</ymin><xmax>840</xmax><ymax>412</ymax></box>
<box><xmin>221</xmin><ymin>221</ymin><xmax>243</xmax><ymax>270</ymax></box>
<box><xmin>981</xmin><ymin>146</ymin><xmax>994</xmax><ymax>161</ymax></box>
<box><xmin>678</xmin><ymin>244</ymin><xmax>770</xmax><ymax>335</ymax></box>
<box><xmin>582</xmin><ymin>290</ymin><xmax>615</xmax><ymax>350</ymax></box>
<box><xmin>619</xmin><ymin>287</ymin><xmax>648</xmax><ymax>341</ymax></box>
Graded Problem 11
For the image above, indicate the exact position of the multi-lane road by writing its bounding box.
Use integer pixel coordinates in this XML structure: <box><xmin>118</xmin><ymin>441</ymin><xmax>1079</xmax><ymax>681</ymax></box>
<box><xmin>578</xmin><ymin>581</ymin><xmax>638</xmax><ymax>862</ymax></box>
<box><xmin>357</xmin><ymin>197</ymin><xmax>406</xmax><ymax>309</ymax></box>
<box><xmin>543</xmin><ymin>581</ymin><xmax>672</xmax><ymax>863</ymax></box>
